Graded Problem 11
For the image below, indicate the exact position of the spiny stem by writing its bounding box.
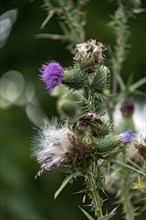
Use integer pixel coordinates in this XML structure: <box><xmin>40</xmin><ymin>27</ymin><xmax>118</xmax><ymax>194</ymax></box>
<box><xmin>89</xmin><ymin>92</ymin><xmax>96</xmax><ymax>113</ymax></box>
<box><xmin>86</xmin><ymin>163</ymin><xmax>103</xmax><ymax>218</ymax></box>
<box><xmin>120</xmin><ymin>171</ymin><xmax>135</xmax><ymax>220</ymax></box>
<box><xmin>111</xmin><ymin>3</ymin><xmax>129</xmax><ymax>94</ymax></box>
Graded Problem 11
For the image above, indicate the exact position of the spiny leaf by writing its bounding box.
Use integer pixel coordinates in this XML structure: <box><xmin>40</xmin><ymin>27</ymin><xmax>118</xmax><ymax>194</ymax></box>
<box><xmin>125</xmin><ymin>73</ymin><xmax>133</xmax><ymax>91</ymax></box>
<box><xmin>35</xmin><ymin>33</ymin><xmax>68</xmax><ymax>40</ymax></box>
<box><xmin>132</xmin><ymin>8</ymin><xmax>146</xmax><ymax>14</ymax></box>
<box><xmin>40</xmin><ymin>10</ymin><xmax>55</xmax><ymax>29</ymax></box>
<box><xmin>79</xmin><ymin>206</ymin><xmax>94</xmax><ymax>220</ymax></box>
<box><xmin>130</xmin><ymin>77</ymin><xmax>146</xmax><ymax>92</ymax></box>
<box><xmin>117</xmin><ymin>75</ymin><xmax>125</xmax><ymax>90</ymax></box>
<box><xmin>111</xmin><ymin>160</ymin><xmax>146</xmax><ymax>176</ymax></box>
<box><xmin>54</xmin><ymin>173</ymin><xmax>76</xmax><ymax>199</ymax></box>
<box><xmin>98</xmin><ymin>207</ymin><xmax>118</xmax><ymax>220</ymax></box>
<box><xmin>73</xmin><ymin>188</ymin><xmax>89</xmax><ymax>194</ymax></box>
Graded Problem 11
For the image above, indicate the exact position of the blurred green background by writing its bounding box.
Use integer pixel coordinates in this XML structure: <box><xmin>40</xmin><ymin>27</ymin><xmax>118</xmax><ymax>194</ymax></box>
<box><xmin>0</xmin><ymin>0</ymin><xmax>146</xmax><ymax>220</ymax></box>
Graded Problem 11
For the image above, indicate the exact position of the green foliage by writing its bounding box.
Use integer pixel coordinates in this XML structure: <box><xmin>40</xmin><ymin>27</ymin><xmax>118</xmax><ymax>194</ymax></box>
<box><xmin>36</xmin><ymin>0</ymin><xmax>89</xmax><ymax>52</ymax></box>
<box><xmin>54</xmin><ymin>173</ymin><xmax>77</xmax><ymax>199</ymax></box>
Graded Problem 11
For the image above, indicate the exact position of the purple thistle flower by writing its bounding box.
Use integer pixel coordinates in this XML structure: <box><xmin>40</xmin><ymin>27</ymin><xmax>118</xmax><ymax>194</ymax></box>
<box><xmin>120</xmin><ymin>129</ymin><xmax>133</xmax><ymax>143</ymax></box>
<box><xmin>39</xmin><ymin>61</ymin><xmax>64</xmax><ymax>91</ymax></box>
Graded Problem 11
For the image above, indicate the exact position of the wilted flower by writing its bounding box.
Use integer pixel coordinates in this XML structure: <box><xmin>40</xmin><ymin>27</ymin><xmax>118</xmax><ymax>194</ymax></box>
<box><xmin>32</xmin><ymin>119</ymin><xmax>88</xmax><ymax>177</ymax></box>
<box><xmin>39</xmin><ymin>61</ymin><xmax>64</xmax><ymax>91</ymax></box>
<box><xmin>120</xmin><ymin>129</ymin><xmax>133</xmax><ymax>143</ymax></box>
<box><xmin>77</xmin><ymin>113</ymin><xmax>101</xmax><ymax>130</ymax></box>
<box><xmin>74</xmin><ymin>39</ymin><xmax>106</xmax><ymax>63</ymax></box>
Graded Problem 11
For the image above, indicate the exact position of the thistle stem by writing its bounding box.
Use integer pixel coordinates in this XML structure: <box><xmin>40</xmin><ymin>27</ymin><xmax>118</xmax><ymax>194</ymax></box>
<box><xmin>90</xmin><ymin>93</ymin><xmax>96</xmax><ymax>113</ymax></box>
<box><xmin>86</xmin><ymin>163</ymin><xmax>103</xmax><ymax>218</ymax></box>
<box><xmin>88</xmin><ymin>90</ymin><xmax>96</xmax><ymax>113</ymax></box>
<box><xmin>103</xmin><ymin>98</ymin><xmax>113</xmax><ymax>124</ymax></box>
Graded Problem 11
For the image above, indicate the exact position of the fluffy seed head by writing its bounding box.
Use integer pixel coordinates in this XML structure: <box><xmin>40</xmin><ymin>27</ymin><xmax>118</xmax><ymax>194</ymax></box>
<box><xmin>39</xmin><ymin>61</ymin><xmax>64</xmax><ymax>91</ymax></box>
<box><xmin>32</xmin><ymin>119</ymin><xmax>78</xmax><ymax>177</ymax></box>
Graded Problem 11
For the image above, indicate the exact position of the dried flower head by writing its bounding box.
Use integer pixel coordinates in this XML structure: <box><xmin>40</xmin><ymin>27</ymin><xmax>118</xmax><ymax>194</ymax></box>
<box><xmin>39</xmin><ymin>61</ymin><xmax>64</xmax><ymax>91</ymax></box>
<box><xmin>134</xmin><ymin>136</ymin><xmax>146</xmax><ymax>160</ymax></box>
<box><xmin>74</xmin><ymin>39</ymin><xmax>106</xmax><ymax>63</ymax></box>
<box><xmin>32</xmin><ymin>119</ymin><xmax>88</xmax><ymax>177</ymax></box>
<box><xmin>120</xmin><ymin>98</ymin><xmax>135</xmax><ymax>117</ymax></box>
<box><xmin>119</xmin><ymin>129</ymin><xmax>133</xmax><ymax>143</ymax></box>
<box><xmin>77</xmin><ymin>113</ymin><xmax>101</xmax><ymax>130</ymax></box>
<box><xmin>77</xmin><ymin>113</ymin><xmax>112</xmax><ymax>137</ymax></box>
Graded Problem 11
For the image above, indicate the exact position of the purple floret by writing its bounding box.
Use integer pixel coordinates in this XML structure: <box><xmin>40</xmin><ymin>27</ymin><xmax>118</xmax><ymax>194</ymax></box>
<box><xmin>39</xmin><ymin>61</ymin><xmax>64</xmax><ymax>91</ymax></box>
<box><xmin>120</xmin><ymin>129</ymin><xmax>133</xmax><ymax>143</ymax></box>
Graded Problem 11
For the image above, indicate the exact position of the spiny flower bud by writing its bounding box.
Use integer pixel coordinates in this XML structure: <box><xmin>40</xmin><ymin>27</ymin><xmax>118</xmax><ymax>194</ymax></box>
<box><xmin>39</xmin><ymin>61</ymin><xmax>64</xmax><ymax>91</ymax></box>
<box><xmin>120</xmin><ymin>98</ymin><xmax>135</xmax><ymax>117</ymax></box>
<box><xmin>95</xmin><ymin>134</ymin><xmax>122</xmax><ymax>153</ymax></box>
<box><xmin>89</xmin><ymin>65</ymin><xmax>110</xmax><ymax>93</ymax></box>
<box><xmin>62</xmin><ymin>67</ymin><xmax>87</xmax><ymax>90</ymax></box>
<box><xmin>74</xmin><ymin>39</ymin><xmax>106</xmax><ymax>64</ymax></box>
<box><xmin>95</xmin><ymin>130</ymin><xmax>133</xmax><ymax>154</ymax></box>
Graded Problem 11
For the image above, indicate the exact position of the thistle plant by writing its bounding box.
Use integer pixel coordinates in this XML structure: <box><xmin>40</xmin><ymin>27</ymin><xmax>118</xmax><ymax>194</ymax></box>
<box><xmin>32</xmin><ymin>0</ymin><xmax>146</xmax><ymax>219</ymax></box>
<box><xmin>32</xmin><ymin>38</ymin><xmax>146</xmax><ymax>219</ymax></box>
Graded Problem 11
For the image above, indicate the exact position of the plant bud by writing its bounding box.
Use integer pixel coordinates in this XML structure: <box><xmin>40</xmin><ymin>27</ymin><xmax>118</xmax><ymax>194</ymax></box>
<box><xmin>120</xmin><ymin>98</ymin><xmax>135</xmax><ymax>117</ymax></box>
<box><xmin>62</xmin><ymin>67</ymin><xmax>87</xmax><ymax>90</ymax></box>
<box><xmin>89</xmin><ymin>65</ymin><xmax>110</xmax><ymax>93</ymax></box>
<box><xmin>95</xmin><ymin>134</ymin><xmax>121</xmax><ymax>153</ymax></box>
<box><xmin>115</xmin><ymin>99</ymin><xmax>136</xmax><ymax>133</ymax></box>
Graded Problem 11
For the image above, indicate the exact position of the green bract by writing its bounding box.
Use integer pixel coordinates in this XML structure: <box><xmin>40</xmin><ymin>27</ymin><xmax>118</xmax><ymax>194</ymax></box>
<box><xmin>62</xmin><ymin>67</ymin><xmax>87</xmax><ymax>90</ymax></box>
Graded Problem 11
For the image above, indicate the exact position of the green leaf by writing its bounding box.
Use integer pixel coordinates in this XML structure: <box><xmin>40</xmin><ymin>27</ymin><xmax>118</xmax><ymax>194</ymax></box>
<box><xmin>98</xmin><ymin>207</ymin><xmax>117</xmax><ymax>220</ymax></box>
<box><xmin>125</xmin><ymin>74</ymin><xmax>133</xmax><ymax>91</ymax></box>
<box><xmin>111</xmin><ymin>160</ymin><xmax>146</xmax><ymax>176</ymax></box>
<box><xmin>35</xmin><ymin>33</ymin><xmax>68</xmax><ymax>40</ymax></box>
<box><xmin>40</xmin><ymin>10</ymin><xmax>55</xmax><ymax>29</ymax></box>
<box><xmin>132</xmin><ymin>8</ymin><xmax>146</xmax><ymax>14</ymax></box>
<box><xmin>133</xmin><ymin>90</ymin><xmax>146</xmax><ymax>97</ymax></box>
<box><xmin>79</xmin><ymin>207</ymin><xmax>94</xmax><ymax>220</ymax></box>
<box><xmin>58</xmin><ymin>21</ymin><xmax>69</xmax><ymax>35</ymax></box>
<box><xmin>130</xmin><ymin>77</ymin><xmax>146</xmax><ymax>92</ymax></box>
<box><xmin>117</xmin><ymin>75</ymin><xmax>125</xmax><ymax>90</ymax></box>
<box><xmin>74</xmin><ymin>188</ymin><xmax>89</xmax><ymax>194</ymax></box>
<box><xmin>54</xmin><ymin>173</ymin><xmax>76</xmax><ymax>199</ymax></box>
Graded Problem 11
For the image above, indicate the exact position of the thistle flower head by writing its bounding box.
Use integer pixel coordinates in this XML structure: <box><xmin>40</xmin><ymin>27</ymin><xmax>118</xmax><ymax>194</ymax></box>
<box><xmin>120</xmin><ymin>129</ymin><xmax>133</xmax><ymax>143</ymax></box>
<box><xmin>120</xmin><ymin>98</ymin><xmax>135</xmax><ymax>117</ymax></box>
<box><xmin>39</xmin><ymin>61</ymin><xmax>64</xmax><ymax>91</ymax></box>
<box><xmin>74</xmin><ymin>39</ymin><xmax>106</xmax><ymax>64</ymax></box>
<box><xmin>32</xmin><ymin>119</ymin><xmax>88</xmax><ymax>177</ymax></box>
